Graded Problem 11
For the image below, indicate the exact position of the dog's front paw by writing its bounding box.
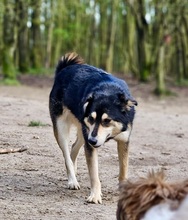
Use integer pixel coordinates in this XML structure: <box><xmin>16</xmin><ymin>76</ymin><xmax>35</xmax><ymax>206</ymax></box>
<box><xmin>68</xmin><ymin>179</ymin><xmax>80</xmax><ymax>190</ymax></box>
<box><xmin>87</xmin><ymin>192</ymin><xmax>102</xmax><ymax>204</ymax></box>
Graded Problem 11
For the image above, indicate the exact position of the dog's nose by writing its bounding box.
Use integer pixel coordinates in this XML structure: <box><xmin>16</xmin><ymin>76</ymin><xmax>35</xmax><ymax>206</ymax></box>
<box><xmin>88</xmin><ymin>137</ymin><xmax>97</xmax><ymax>146</ymax></box>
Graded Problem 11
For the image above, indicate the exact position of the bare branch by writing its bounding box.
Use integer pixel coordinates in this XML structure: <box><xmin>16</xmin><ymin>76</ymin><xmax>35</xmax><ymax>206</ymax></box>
<box><xmin>0</xmin><ymin>147</ymin><xmax>27</xmax><ymax>154</ymax></box>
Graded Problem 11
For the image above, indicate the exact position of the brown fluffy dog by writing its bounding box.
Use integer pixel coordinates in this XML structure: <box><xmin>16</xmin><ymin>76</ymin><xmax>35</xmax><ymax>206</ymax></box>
<box><xmin>117</xmin><ymin>170</ymin><xmax>188</xmax><ymax>220</ymax></box>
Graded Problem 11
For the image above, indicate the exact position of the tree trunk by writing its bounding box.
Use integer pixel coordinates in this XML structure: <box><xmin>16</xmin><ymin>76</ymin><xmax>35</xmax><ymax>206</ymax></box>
<box><xmin>44</xmin><ymin>0</ymin><xmax>54</xmax><ymax>68</ymax></box>
<box><xmin>98</xmin><ymin>1</ymin><xmax>108</xmax><ymax>69</ymax></box>
<box><xmin>106</xmin><ymin>0</ymin><xmax>118</xmax><ymax>73</ymax></box>
<box><xmin>155</xmin><ymin>44</ymin><xmax>166</xmax><ymax>95</ymax></box>
<box><xmin>175</xmin><ymin>30</ymin><xmax>184</xmax><ymax>83</ymax></box>
<box><xmin>2</xmin><ymin>0</ymin><xmax>16</xmax><ymax>80</ymax></box>
<box><xmin>30</xmin><ymin>0</ymin><xmax>42</xmax><ymax>69</ymax></box>
<box><xmin>125</xmin><ymin>0</ymin><xmax>148</xmax><ymax>80</ymax></box>
<box><xmin>135</xmin><ymin>0</ymin><xmax>148</xmax><ymax>81</ymax></box>
<box><xmin>182</xmin><ymin>16</ymin><xmax>188</xmax><ymax>79</ymax></box>
<box><xmin>87</xmin><ymin>14</ymin><xmax>96</xmax><ymax>64</ymax></box>
<box><xmin>51</xmin><ymin>0</ymin><xmax>64</xmax><ymax>65</ymax></box>
<box><xmin>124</xmin><ymin>3</ymin><xmax>137</xmax><ymax>76</ymax></box>
<box><xmin>17</xmin><ymin>0</ymin><xmax>29</xmax><ymax>73</ymax></box>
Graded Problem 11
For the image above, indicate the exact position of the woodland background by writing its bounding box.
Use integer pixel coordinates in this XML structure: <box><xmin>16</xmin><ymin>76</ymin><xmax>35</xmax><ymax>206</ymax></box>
<box><xmin>0</xmin><ymin>0</ymin><xmax>188</xmax><ymax>95</ymax></box>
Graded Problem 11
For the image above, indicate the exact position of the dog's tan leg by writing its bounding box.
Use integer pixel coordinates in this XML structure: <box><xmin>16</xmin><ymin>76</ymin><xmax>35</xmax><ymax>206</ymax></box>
<box><xmin>117</xmin><ymin>140</ymin><xmax>129</xmax><ymax>182</ymax></box>
<box><xmin>70</xmin><ymin>129</ymin><xmax>84</xmax><ymax>174</ymax></box>
<box><xmin>55</xmin><ymin>116</ymin><xmax>80</xmax><ymax>190</ymax></box>
<box><xmin>84</xmin><ymin>145</ymin><xmax>102</xmax><ymax>204</ymax></box>
<box><xmin>115</xmin><ymin>126</ymin><xmax>132</xmax><ymax>182</ymax></box>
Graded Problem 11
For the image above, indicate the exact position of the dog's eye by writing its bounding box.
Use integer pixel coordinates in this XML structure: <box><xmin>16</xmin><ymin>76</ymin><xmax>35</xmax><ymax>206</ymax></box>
<box><xmin>102</xmin><ymin>118</ymin><xmax>111</xmax><ymax>126</ymax></box>
<box><xmin>88</xmin><ymin>115</ymin><xmax>95</xmax><ymax>124</ymax></box>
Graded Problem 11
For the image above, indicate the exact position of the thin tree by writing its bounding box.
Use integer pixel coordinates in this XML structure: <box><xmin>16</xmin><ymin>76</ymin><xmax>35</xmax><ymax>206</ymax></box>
<box><xmin>30</xmin><ymin>0</ymin><xmax>42</xmax><ymax>69</ymax></box>
<box><xmin>106</xmin><ymin>0</ymin><xmax>119</xmax><ymax>73</ymax></box>
<box><xmin>16</xmin><ymin>0</ymin><xmax>29</xmax><ymax>73</ymax></box>
<box><xmin>2</xmin><ymin>0</ymin><xmax>16</xmax><ymax>81</ymax></box>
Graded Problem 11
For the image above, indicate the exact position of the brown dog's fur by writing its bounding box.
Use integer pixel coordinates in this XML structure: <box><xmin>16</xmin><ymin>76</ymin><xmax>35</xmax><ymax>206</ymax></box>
<box><xmin>117</xmin><ymin>170</ymin><xmax>188</xmax><ymax>220</ymax></box>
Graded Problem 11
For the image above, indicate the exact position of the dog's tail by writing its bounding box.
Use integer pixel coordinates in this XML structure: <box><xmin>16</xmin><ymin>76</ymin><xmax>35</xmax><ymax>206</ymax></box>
<box><xmin>55</xmin><ymin>52</ymin><xmax>85</xmax><ymax>76</ymax></box>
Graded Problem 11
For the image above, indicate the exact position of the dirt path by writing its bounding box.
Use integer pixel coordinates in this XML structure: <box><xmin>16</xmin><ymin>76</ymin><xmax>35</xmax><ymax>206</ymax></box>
<box><xmin>0</xmin><ymin>84</ymin><xmax>188</xmax><ymax>220</ymax></box>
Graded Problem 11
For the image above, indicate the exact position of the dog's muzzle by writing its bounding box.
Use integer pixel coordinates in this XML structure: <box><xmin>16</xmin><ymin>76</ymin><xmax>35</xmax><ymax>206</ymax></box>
<box><xmin>88</xmin><ymin>136</ymin><xmax>99</xmax><ymax>147</ymax></box>
<box><xmin>88</xmin><ymin>134</ymin><xmax>112</xmax><ymax>148</ymax></box>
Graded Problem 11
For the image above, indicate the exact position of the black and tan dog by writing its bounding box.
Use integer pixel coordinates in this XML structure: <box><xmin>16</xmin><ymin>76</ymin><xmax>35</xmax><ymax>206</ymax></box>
<box><xmin>49</xmin><ymin>53</ymin><xmax>137</xmax><ymax>204</ymax></box>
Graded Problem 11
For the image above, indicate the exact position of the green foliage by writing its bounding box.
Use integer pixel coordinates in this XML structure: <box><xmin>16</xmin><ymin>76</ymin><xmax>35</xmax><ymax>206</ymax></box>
<box><xmin>27</xmin><ymin>67</ymin><xmax>53</xmax><ymax>76</ymax></box>
<box><xmin>2</xmin><ymin>47</ymin><xmax>16</xmax><ymax>80</ymax></box>
<box><xmin>28</xmin><ymin>121</ymin><xmax>48</xmax><ymax>127</ymax></box>
<box><xmin>0</xmin><ymin>78</ymin><xmax>20</xmax><ymax>86</ymax></box>
<box><xmin>176</xmin><ymin>79</ymin><xmax>188</xmax><ymax>87</ymax></box>
<box><xmin>53</xmin><ymin>28</ymin><xmax>69</xmax><ymax>39</ymax></box>
<box><xmin>153</xmin><ymin>88</ymin><xmax>174</xmax><ymax>97</ymax></box>
<box><xmin>19</xmin><ymin>63</ymin><xmax>29</xmax><ymax>73</ymax></box>
<box><xmin>0</xmin><ymin>0</ymin><xmax>187</xmax><ymax>94</ymax></box>
<box><xmin>140</xmin><ymin>68</ymin><xmax>150</xmax><ymax>82</ymax></box>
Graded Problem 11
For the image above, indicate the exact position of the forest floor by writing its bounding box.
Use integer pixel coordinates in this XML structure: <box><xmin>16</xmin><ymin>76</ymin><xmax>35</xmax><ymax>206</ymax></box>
<box><xmin>0</xmin><ymin>75</ymin><xmax>188</xmax><ymax>220</ymax></box>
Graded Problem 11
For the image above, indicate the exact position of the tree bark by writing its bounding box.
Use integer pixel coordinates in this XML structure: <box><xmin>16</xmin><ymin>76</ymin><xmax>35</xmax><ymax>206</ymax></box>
<box><xmin>44</xmin><ymin>0</ymin><xmax>54</xmax><ymax>68</ymax></box>
<box><xmin>2</xmin><ymin>0</ymin><xmax>16</xmax><ymax>80</ymax></box>
<box><xmin>135</xmin><ymin>0</ymin><xmax>148</xmax><ymax>81</ymax></box>
<box><xmin>17</xmin><ymin>0</ymin><xmax>29</xmax><ymax>72</ymax></box>
<box><xmin>30</xmin><ymin>0</ymin><xmax>42</xmax><ymax>69</ymax></box>
<box><xmin>106</xmin><ymin>0</ymin><xmax>118</xmax><ymax>73</ymax></box>
<box><xmin>155</xmin><ymin>43</ymin><xmax>166</xmax><ymax>95</ymax></box>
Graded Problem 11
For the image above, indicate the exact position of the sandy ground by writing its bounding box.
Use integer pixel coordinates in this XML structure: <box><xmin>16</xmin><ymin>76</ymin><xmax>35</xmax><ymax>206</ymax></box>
<box><xmin>0</xmin><ymin>81</ymin><xmax>188</xmax><ymax>220</ymax></box>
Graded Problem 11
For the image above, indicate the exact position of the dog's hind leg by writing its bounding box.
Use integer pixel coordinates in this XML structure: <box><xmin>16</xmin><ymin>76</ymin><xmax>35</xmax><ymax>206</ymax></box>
<box><xmin>55</xmin><ymin>115</ymin><xmax>80</xmax><ymax>190</ymax></box>
<box><xmin>84</xmin><ymin>144</ymin><xmax>102</xmax><ymax>204</ymax></box>
<box><xmin>70</xmin><ymin>128</ymin><xmax>84</xmax><ymax>174</ymax></box>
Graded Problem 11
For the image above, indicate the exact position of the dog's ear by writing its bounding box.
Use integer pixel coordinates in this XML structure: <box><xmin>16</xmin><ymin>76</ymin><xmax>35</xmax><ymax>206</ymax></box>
<box><xmin>118</xmin><ymin>93</ymin><xmax>137</xmax><ymax>111</ymax></box>
<box><xmin>83</xmin><ymin>93</ymin><xmax>93</xmax><ymax>113</ymax></box>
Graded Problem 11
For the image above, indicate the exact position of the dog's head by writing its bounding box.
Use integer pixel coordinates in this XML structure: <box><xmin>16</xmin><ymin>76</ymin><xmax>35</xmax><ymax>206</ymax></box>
<box><xmin>82</xmin><ymin>90</ymin><xmax>137</xmax><ymax>147</ymax></box>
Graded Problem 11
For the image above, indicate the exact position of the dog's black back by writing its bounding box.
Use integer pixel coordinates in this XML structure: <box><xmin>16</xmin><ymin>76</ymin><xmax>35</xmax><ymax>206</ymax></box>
<box><xmin>50</xmin><ymin>54</ymin><xmax>136</xmax><ymax>129</ymax></box>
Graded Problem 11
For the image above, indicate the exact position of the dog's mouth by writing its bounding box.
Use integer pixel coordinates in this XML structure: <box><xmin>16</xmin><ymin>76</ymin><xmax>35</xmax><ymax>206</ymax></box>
<box><xmin>88</xmin><ymin>134</ymin><xmax>111</xmax><ymax>148</ymax></box>
<box><xmin>105</xmin><ymin>134</ymin><xmax>113</xmax><ymax>142</ymax></box>
<box><xmin>88</xmin><ymin>142</ymin><xmax>101</xmax><ymax>148</ymax></box>
<box><xmin>93</xmin><ymin>144</ymin><xmax>101</xmax><ymax>148</ymax></box>
<box><xmin>106</xmin><ymin>136</ymin><xmax>113</xmax><ymax>142</ymax></box>
<box><xmin>88</xmin><ymin>134</ymin><xmax>114</xmax><ymax>148</ymax></box>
